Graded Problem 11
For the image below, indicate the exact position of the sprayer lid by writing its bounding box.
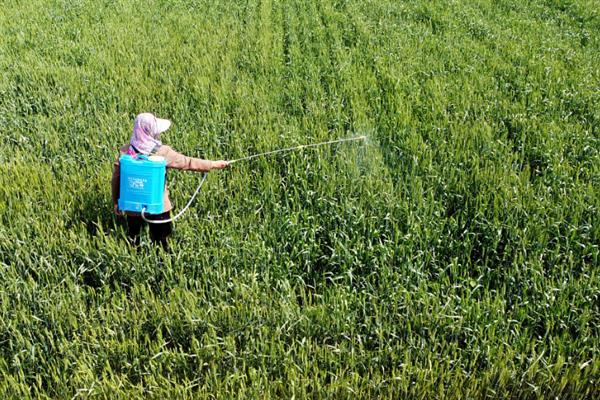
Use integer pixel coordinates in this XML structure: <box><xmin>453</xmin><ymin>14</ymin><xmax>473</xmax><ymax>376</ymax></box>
<box><xmin>148</xmin><ymin>156</ymin><xmax>165</xmax><ymax>162</ymax></box>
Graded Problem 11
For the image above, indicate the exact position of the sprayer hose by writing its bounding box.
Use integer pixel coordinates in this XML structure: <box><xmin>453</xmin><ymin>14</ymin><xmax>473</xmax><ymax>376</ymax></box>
<box><xmin>141</xmin><ymin>172</ymin><xmax>208</xmax><ymax>224</ymax></box>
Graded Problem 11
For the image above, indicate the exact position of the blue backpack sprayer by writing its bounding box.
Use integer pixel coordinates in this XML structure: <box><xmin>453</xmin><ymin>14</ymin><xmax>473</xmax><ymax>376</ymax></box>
<box><xmin>117</xmin><ymin>135</ymin><xmax>366</xmax><ymax>224</ymax></box>
<box><xmin>118</xmin><ymin>154</ymin><xmax>167</xmax><ymax>214</ymax></box>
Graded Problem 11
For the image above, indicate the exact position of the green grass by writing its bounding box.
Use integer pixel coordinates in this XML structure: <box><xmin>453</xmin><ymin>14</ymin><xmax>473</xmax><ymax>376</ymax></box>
<box><xmin>1</xmin><ymin>0</ymin><xmax>599</xmax><ymax>398</ymax></box>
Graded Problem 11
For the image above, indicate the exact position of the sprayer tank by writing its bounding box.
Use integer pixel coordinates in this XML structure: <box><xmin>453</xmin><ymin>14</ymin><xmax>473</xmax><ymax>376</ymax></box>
<box><xmin>118</xmin><ymin>155</ymin><xmax>166</xmax><ymax>214</ymax></box>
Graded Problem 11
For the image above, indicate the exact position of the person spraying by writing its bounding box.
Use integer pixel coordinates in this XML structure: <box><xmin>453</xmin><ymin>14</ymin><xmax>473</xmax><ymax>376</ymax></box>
<box><xmin>111</xmin><ymin>112</ymin><xmax>228</xmax><ymax>250</ymax></box>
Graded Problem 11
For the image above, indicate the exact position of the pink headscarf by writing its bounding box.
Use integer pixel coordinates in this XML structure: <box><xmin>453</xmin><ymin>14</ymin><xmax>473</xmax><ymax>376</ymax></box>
<box><xmin>129</xmin><ymin>113</ymin><xmax>172</xmax><ymax>155</ymax></box>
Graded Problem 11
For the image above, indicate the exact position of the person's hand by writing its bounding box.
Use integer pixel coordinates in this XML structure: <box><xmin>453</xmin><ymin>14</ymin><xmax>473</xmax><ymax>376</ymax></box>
<box><xmin>114</xmin><ymin>204</ymin><xmax>123</xmax><ymax>216</ymax></box>
<box><xmin>212</xmin><ymin>160</ymin><xmax>230</xmax><ymax>169</ymax></box>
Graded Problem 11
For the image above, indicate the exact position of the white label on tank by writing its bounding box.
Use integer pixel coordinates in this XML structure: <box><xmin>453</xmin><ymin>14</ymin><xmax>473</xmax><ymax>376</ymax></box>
<box><xmin>128</xmin><ymin>177</ymin><xmax>146</xmax><ymax>190</ymax></box>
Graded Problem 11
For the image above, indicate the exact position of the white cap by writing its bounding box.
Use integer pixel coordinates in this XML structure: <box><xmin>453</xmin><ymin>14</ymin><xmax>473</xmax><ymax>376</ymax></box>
<box><xmin>154</xmin><ymin>116</ymin><xmax>171</xmax><ymax>134</ymax></box>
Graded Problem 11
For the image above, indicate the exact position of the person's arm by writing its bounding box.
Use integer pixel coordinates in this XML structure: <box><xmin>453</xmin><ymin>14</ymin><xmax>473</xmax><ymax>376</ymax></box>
<box><xmin>111</xmin><ymin>158</ymin><xmax>122</xmax><ymax>215</ymax></box>
<box><xmin>159</xmin><ymin>145</ymin><xmax>229</xmax><ymax>171</ymax></box>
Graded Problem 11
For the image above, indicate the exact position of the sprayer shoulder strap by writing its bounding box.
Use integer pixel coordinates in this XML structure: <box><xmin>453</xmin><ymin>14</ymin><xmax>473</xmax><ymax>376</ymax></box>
<box><xmin>150</xmin><ymin>143</ymin><xmax>161</xmax><ymax>155</ymax></box>
<box><xmin>129</xmin><ymin>144</ymin><xmax>161</xmax><ymax>156</ymax></box>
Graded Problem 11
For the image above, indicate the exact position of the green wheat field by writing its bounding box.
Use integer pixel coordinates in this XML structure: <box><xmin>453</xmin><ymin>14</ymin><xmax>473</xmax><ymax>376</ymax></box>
<box><xmin>1</xmin><ymin>0</ymin><xmax>599</xmax><ymax>398</ymax></box>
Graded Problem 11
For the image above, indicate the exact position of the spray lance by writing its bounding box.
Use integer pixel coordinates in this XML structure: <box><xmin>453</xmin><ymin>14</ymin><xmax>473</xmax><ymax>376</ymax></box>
<box><xmin>116</xmin><ymin>135</ymin><xmax>366</xmax><ymax>224</ymax></box>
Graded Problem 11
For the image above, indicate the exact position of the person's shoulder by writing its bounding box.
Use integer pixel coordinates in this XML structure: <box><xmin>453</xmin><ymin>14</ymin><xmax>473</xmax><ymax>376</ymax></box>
<box><xmin>113</xmin><ymin>144</ymin><xmax>129</xmax><ymax>166</ymax></box>
<box><xmin>156</xmin><ymin>144</ymin><xmax>173</xmax><ymax>152</ymax></box>
<box><xmin>156</xmin><ymin>145</ymin><xmax>188</xmax><ymax>168</ymax></box>
<box><xmin>155</xmin><ymin>145</ymin><xmax>177</xmax><ymax>156</ymax></box>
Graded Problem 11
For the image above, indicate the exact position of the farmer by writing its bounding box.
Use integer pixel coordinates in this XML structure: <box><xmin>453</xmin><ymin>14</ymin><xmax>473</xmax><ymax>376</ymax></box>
<box><xmin>111</xmin><ymin>112</ymin><xmax>228</xmax><ymax>250</ymax></box>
